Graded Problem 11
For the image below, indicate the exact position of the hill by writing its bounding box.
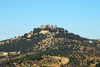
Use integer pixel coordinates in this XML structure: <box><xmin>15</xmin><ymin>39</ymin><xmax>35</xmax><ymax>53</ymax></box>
<box><xmin>0</xmin><ymin>25</ymin><xmax>100</xmax><ymax>67</ymax></box>
<box><xmin>0</xmin><ymin>25</ymin><xmax>89</xmax><ymax>53</ymax></box>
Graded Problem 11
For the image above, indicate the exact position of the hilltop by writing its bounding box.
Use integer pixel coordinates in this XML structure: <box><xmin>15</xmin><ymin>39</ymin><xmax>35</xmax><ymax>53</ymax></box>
<box><xmin>0</xmin><ymin>25</ymin><xmax>88</xmax><ymax>45</ymax></box>
<box><xmin>0</xmin><ymin>25</ymin><xmax>89</xmax><ymax>52</ymax></box>
<box><xmin>0</xmin><ymin>25</ymin><xmax>100</xmax><ymax>67</ymax></box>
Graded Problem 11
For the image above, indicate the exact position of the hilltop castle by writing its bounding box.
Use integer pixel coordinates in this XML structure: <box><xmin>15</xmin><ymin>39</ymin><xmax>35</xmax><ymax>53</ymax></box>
<box><xmin>40</xmin><ymin>25</ymin><xmax>57</xmax><ymax>29</ymax></box>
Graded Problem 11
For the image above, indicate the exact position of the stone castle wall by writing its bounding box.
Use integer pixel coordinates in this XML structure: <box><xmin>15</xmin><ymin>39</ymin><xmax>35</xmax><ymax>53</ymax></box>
<box><xmin>40</xmin><ymin>25</ymin><xmax>57</xmax><ymax>29</ymax></box>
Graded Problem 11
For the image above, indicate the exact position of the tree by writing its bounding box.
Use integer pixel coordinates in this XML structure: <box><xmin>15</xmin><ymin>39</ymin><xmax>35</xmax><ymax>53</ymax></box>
<box><xmin>96</xmin><ymin>63</ymin><xmax>100</xmax><ymax>67</ymax></box>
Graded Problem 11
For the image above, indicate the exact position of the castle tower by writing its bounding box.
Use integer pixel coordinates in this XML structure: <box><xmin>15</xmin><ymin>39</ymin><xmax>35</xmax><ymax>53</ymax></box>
<box><xmin>40</xmin><ymin>25</ymin><xmax>54</xmax><ymax>29</ymax></box>
<box><xmin>40</xmin><ymin>25</ymin><xmax>46</xmax><ymax>29</ymax></box>
<box><xmin>54</xmin><ymin>25</ymin><xmax>57</xmax><ymax>29</ymax></box>
<box><xmin>50</xmin><ymin>25</ymin><xmax>53</xmax><ymax>29</ymax></box>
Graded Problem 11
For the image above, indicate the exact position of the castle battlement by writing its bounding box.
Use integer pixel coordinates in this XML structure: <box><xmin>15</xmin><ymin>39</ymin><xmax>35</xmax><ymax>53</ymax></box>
<box><xmin>40</xmin><ymin>25</ymin><xmax>57</xmax><ymax>29</ymax></box>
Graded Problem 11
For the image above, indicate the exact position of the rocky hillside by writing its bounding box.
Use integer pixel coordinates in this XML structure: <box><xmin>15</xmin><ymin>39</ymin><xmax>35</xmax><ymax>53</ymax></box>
<box><xmin>0</xmin><ymin>25</ymin><xmax>89</xmax><ymax>53</ymax></box>
<box><xmin>0</xmin><ymin>25</ymin><xmax>100</xmax><ymax>67</ymax></box>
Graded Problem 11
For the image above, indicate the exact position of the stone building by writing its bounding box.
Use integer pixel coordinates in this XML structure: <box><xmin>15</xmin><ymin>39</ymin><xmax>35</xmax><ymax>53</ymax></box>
<box><xmin>40</xmin><ymin>25</ymin><xmax>57</xmax><ymax>29</ymax></box>
<box><xmin>54</xmin><ymin>25</ymin><xmax>57</xmax><ymax>29</ymax></box>
<box><xmin>40</xmin><ymin>25</ymin><xmax>47</xmax><ymax>29</ymax></box>
<box><xmin>0</xmin><ymin>42</ymin><xmax>4</xmax><ymax>45</ymax></box>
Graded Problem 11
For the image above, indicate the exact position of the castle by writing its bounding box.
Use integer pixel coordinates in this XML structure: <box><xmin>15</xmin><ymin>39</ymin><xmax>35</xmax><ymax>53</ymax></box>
<box><xmin>40</xmin><ymin>25</ymin><xmax>57</xmax><ymax>29</ymax></box>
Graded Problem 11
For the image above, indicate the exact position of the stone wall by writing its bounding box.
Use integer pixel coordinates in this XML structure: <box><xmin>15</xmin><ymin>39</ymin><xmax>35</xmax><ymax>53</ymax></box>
<box><xmin>0</xmin><ymin>42</ymin><xmax>4</xmax><ymax>45</ymax></box>
<box><xmin>40</xmin><ymin>25</ymin><xmax>57</xmax><ymax>29</ymax></box>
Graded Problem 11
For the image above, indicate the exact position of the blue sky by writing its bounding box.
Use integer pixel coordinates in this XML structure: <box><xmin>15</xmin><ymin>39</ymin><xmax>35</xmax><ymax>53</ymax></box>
<box><xmin>0</xmin><ymin>0</ymin><xmax>100</xmax><ymax>41</ymax></box>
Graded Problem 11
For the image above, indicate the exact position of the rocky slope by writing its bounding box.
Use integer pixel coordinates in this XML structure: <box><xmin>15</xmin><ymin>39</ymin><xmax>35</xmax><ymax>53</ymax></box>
<box><xmin>0</xmin><ymin>25</ymin><xmax>100</xmax><ymax>67</ymax></box>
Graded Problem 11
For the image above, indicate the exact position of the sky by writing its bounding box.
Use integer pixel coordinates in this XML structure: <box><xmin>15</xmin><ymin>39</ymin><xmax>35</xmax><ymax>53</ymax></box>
<box><xmin>0</xmin><ymin>0</ymin><xmax>100</xmax><ymax>41</ymax></box>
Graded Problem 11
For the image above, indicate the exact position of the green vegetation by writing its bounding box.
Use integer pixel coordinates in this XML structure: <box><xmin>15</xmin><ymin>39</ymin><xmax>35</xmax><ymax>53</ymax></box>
<box><xmin>0</xmin><ymin>33</ymin><xmax>46</xmax><ymax>53</ymax></box>
<box><xmin>0</xmin><ymin>27</ymin><xmax>89</xmax><ymax>53</ymax></box>
<box><xmin>81</xmin><ymin>54</ymin><xmax>86</xmax><ymax>59</ymax></box>
<box><xmin>0</xmin><ymin>56</ymin><xmax>5</xmax><ymax>59</ymax></box>
<box><xmin>5</xmin><ymin>53</ymin><xmax>43</xmax><ymax>65</ymax></box>
<box><xmin>1</xmin><ymin>27</ymin><xmax>99</xmax><ymax>67</ymax></box>
<box><xmin>68</xmin><ymin>57</ymin><xmax>80</xmax><ymax>66</ymax></box>
<box><xmin>96</xmin><ymin>63</ymin><xmax>100</xmax><ymax>67</ymax></box>
<box><xmin>87</xmin><ymin>59</ymin><xmax>94</xmax><ymax>65</ymax></box>
<box><xmin>54</xmin><ymin>32</ymin><xmax>88</xmax><ymax>41</ymax></box>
